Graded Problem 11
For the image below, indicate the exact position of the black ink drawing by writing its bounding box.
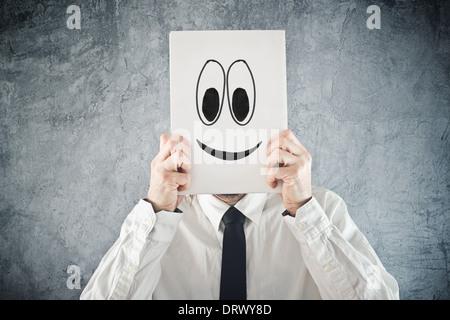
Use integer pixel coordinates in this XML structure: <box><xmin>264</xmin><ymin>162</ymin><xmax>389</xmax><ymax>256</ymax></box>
<box><xmin>195</xmin><ymin>59</ymin><xmax>261</xmax><ymax>160</ymax></box>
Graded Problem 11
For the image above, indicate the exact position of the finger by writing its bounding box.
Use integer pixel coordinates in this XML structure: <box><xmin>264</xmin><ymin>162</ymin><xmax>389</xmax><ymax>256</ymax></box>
<box><xmin>159</xmin><ymin>133</ymin><xmax>191</xmax><ymax>149</ymax></box>
<box><xmin>170</xmin><ymin>133</ymin><xmax>191</xmax><ymax>148</ymax></box>
<box><xmin>266</xmin><ymin>166</ymin><xmax>298</xmax><ymax>183</ymax></box>
<box><xmin>162</xmin><ymin>149</ymin><xmax>192</xmax><ymax>172</ymax></box>
<box><xmin>171</xmin><ymin>138</ymin><xmax>191</xmax><ymax>160</ymax></box>
<box><xmin>265</xmin><ymin>148</ymin><xmax>298</xmax><ymax>168</ymax></box>
<box><xmin>267</xmin><ymin>130</ymin><xmax>307</xmax><ymax>157</ymax></box>
<box><xmin>177</xmin><ymin>150</ymin><xmax>192</xmax><ymax>173</ymax></box>
<box><xmin>266</xmin><ymin>166</ymin><xmax>297</xmax><ymax>188</ymax></box>
<box><xmin>265</xmin><ymin>172</ymin><xmax>278</xmax><ymax>189</ymax></box>
<box><xmin>285</xmin><ymin>132</ymin><xmax>309</xmax><ymax>156</ymax></box>
<box><xmin>159</xmin><ymin>133</ymin><xmax>171</xmax><ymax>151</ymax></box>
<box><xmin>161</xmin><ymin>171</ymin><xmax>191</xmax><ymax>191</ymax></box>
<box><xmin>178</xmin><ymin>179</ymin><xmax>191</xmax><ymax>192</ymax></box>
<box><xmin>156</xmin><ymin>139</ymin><xmax>177</xmax><ymax>163</ymax></box>
<box><xmin>267</xmin><ymin>133</ymin><xmax>304</xmax><ymax>157</ymax></box>
<box><xmin>173</xmin><ymin>171</ymin><xmax>190</xmax><ymax>188</ymax></box>
<box><xmin>157</xmin><ymin>135</ymin><xmax>191</xmax><ymax>163</ymax></box>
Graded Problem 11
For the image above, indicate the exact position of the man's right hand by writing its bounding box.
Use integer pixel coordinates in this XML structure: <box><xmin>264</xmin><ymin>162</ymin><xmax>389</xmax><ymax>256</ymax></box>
<box><xmin>146</xmin><ymin>133</ymin><xmax>191</xmax><ymax>213</ymax></box>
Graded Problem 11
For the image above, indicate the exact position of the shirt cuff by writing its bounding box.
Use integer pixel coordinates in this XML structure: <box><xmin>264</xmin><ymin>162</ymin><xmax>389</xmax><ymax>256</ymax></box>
<box><xmin>132</xmin><ymin>199</ymin><xmax>183</xmax><ymax>243</ymax></box>
<box><xmin>283</xmin><ymin>196</ymin><xmax>332</xmax><ymax>244</ymax></box>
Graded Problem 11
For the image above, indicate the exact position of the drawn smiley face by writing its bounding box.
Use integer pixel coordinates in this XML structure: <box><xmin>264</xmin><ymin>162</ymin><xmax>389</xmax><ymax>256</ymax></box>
<box><xmin>195</xmin><ymin>59</ymin><xmax>262</xmax><ymax>160</ymax></box>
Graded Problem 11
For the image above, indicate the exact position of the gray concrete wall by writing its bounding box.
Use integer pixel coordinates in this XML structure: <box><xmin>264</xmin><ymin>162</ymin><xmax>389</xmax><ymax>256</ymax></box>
<box><xmin>0</xmin><ymin>0</ymin><xmax>448</xmax><ymax>299</ymax></box>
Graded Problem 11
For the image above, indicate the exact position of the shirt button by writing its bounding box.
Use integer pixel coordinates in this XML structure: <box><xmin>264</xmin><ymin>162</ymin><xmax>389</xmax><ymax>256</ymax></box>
<box><xmin>297</xmin><ymin>222</ymin><xmax>307</xmax><ymax>230</ymax></box>
<box><xmin>147</xmin><ymin>217</ymin><xmax>154</xmax><ymax>226</ymax></box>
<box><xmin>326</xmin><ymin>263</ymin><xmax>335</xmax><ymax>271</ymax></box>
<box><xmin>129</xmin><ymin>264</ymin><xmax>137</xmax><ymax>272</ymax></box>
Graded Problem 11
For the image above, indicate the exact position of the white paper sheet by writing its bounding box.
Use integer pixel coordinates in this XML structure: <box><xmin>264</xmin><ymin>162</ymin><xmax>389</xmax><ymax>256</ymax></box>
<box><xmin>170</xmin><ymin>30</ymin><xmax>288</xmax><ymax>195</ymax></box>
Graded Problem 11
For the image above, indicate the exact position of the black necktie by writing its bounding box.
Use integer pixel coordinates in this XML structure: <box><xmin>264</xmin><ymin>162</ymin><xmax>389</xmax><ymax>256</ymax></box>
<box><xmin>220</xmin><ymin>206</ymin><xmax>246</xmax><ymax>300</ymax></box>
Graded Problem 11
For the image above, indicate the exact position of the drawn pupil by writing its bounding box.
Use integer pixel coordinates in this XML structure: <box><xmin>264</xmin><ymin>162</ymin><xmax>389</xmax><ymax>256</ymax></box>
<box><xmin>232</xmin><ymin>88</ymin><xmax>249</xmax><ymax>122</ymax></box>
<box><xmin>202</xmin><ymin>88</ymin><xmax>220</xmax><ymax>122</ymax></box>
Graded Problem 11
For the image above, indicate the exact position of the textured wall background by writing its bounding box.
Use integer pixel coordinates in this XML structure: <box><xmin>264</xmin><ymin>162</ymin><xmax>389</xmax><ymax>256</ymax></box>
<box><xmin>0</xmin><ymin>0</ymin><xmax>448</xmax><ymax>299</ymax></box>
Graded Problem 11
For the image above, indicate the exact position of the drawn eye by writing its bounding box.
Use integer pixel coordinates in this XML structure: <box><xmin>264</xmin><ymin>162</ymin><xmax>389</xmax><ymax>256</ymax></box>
<box><xmin>227</xmin><ymin>60</ymin><xmax>256</xmax><ymax>126</ymax></box>
<box><xmin>196</xmin><ymin>60</ymin><xmax>225</xmax><ymax>126</ymax></box>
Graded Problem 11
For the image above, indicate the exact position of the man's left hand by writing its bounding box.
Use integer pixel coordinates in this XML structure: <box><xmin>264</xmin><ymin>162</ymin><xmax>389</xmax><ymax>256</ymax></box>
<box><xmin>265</xmin><ymin>129</ymin><xmax>313</xmax><ymax>216</ymax></box>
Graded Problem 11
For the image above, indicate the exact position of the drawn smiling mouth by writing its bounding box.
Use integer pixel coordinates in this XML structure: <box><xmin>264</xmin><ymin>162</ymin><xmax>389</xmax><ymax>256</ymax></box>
<box><xmin>196</xmin><ymin>139</ymin><xmax>262</xmax><ymax>160</ymax></box>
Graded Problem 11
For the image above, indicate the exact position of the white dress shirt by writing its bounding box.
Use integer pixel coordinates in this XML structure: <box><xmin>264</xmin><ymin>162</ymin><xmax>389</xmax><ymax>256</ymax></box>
<box><xmin>80</xmin><ymin>186</ymin><xmax>399</xmax><ymax>300</ymax></box>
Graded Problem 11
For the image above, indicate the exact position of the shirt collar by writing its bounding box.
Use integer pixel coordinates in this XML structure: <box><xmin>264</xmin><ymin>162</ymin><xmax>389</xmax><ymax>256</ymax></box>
<box><xmin>197</xmin><ymin>193</ymin><xmax>268</xmax><ymax>231</ymax></box>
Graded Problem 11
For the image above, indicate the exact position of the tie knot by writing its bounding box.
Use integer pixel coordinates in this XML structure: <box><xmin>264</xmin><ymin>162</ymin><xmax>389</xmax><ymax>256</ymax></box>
<box><xmin>222</xmin><ymin>207</ymin><xmax>245</xmax><ymax>225</ymax></box>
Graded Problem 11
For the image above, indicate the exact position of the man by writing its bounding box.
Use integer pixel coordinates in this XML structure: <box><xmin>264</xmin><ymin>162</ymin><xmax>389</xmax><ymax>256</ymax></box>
<box><xmin>81</xmin><ymin>130</ymin><xmax>399</xmax><ymax>299</ymax></box>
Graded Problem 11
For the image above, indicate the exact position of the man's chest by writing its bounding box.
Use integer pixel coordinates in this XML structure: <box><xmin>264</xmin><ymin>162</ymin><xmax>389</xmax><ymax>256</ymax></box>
<box><xmin>153</xmin><ymin>213</ymin><xmax>320</xmax><ymax>299</ymax></box>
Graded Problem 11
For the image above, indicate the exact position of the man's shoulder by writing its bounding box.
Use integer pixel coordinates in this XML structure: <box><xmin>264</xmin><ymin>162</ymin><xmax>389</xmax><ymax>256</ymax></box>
<box><xmin>311</xmin><ymin>186</ymin><xmax>344</xmax><ymax>202</ymax></box>
<box><xmin>310</xmin><ymin>186</ymin><xmax>350</xmax><ymax>224</ymax></box>
<box><xmin>304</xmin><ymin>186</ymin><xmax>348</xmax><ymax>218</ymax></box>
<box><xmin>264</xmin><ymin>186</ymin><xmax>346</xmax><ymax>212</ymax></box>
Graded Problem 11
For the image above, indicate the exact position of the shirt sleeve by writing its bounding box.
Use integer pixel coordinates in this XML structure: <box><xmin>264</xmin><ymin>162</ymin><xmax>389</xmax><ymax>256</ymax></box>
<box><xmin>80</xmin><ymin>199</ymin><xmax>182</xmax><ymax>300</ymax></box>
<box><xmin>283</xmin><ymin>189</ymin><xmax>399</xmax><ymax>300</ymax></box>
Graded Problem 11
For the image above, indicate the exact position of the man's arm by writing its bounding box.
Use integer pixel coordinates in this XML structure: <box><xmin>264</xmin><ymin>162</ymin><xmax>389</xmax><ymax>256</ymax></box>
<box><xmin>266</xmin><ymin>130</ymin><xmax>398</xmax><ymax>299</ymax></box>
<box><xmin>81</xmin><ymin>133</ymin><xmax>191</xmax><ymax>299</ymax></box>
<box><xmin>80</xmin><ymin>200</ymin><xmax>182</xmax><ymax>299</ymax></box>
<box><xmin>283</xmin><ymin>187</ymin><xmax>399</xmax><ymax>299</ymax></box>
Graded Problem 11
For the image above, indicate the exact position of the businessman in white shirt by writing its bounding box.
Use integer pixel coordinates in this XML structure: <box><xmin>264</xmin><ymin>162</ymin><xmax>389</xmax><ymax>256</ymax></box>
<box><xmin>81</xmin><ymin>130</ymin><xmax>399</xmax><ymax>300</ymax></box>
